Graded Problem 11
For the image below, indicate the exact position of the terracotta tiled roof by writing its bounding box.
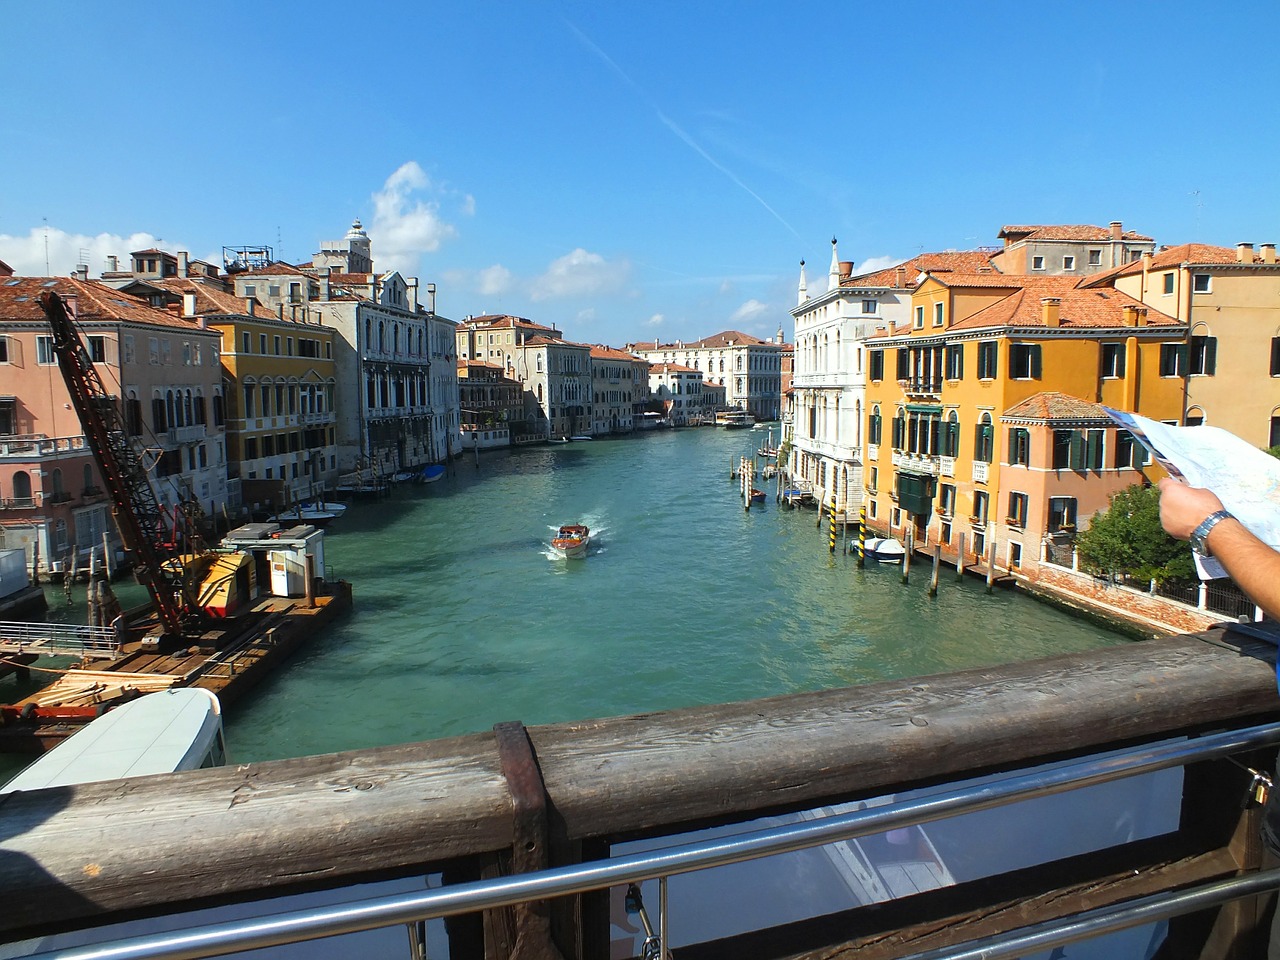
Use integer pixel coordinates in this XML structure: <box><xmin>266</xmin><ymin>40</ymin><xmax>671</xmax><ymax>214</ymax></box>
<box><xmin>143</xmin><ymin>278</ymin><xmax>265</xmax><ymax>317</ymax></box>
<box><xmin>651</xmin><ymin>362</ymin><xmax>699</xmax><ymax>374</ymax></box>
<box><xmin>689</xmin><ymin>330</ymin><xmax>771</xmax><ymax>348</ymax></box>
<box><xmin>1081</xmin><ymin>244</ymin><xmax>1276</xmax><ymax>287</ymax></box>
<box><xmin>947</xmin><ymin>277</ymin><xmax>1179</xmax><ymax>331</ymax></box>
<box><xmin>326</xmin><ymin>272</ymin><xmax>374</xmax><ymax>284</ymax></box>
<box><xmin>997</xmin><ymin>225</ymin><xmax>1154</xmax><ymax>242</ymax></box>
<box><xmin>842</xmin><ymin>250</ymin><xmax>999</xmax><ymax>290</ymax></box>
<box><xmin>1003</xmin><ymin>392</ymin><xmax>1112</xmax><ymax>423</ymax></box>
<box><xmin>928</xmin><ymin>272</ymin><xmax>1027</xmax><ymax>289</ymax></box>
<box><xmin>130</xmin><ymin>247</ymin><xmax>166</xmax><ymax>256</ymax></box>
<box><xmin>0</xmin><ymin>276</ymin><xmax>207</xmax><ymax>330</ymax></box>
<box><xmin>589</xmin><ymin>345</ymin><xmax>644</xmax><ymax>361</ymax></box>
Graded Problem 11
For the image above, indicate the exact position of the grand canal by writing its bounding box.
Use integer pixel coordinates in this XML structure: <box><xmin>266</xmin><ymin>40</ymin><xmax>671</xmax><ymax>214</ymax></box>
<box><xmin>219</xmin><ymin>425</ymin><xmax>1131</xmax><ymax>762</ymax></box>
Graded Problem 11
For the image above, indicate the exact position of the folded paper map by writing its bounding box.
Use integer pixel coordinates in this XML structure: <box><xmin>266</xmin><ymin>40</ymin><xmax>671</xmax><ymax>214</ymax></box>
<box><xmin>1104</xmin><ymin>408</ymin><xmax>1280</xmax><ymax>580</ymax></box>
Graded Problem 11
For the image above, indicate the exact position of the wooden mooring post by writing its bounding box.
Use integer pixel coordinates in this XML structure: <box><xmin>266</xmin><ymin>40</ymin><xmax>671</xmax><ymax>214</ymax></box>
<box><xmin>6</xmin><ymin>631</ymin><xmax>1280</xmax><ymax>959</ymax></box>
<box><xmin>929</xmin><ymin>544</ymin><xmax>941</xmax><ymax>596</ymax></box>
<box><xmin>957</xmin><ymin>532</ymin><xmax>967</xmax><ymax>578</ymax></box>
<box><xmin>901</xmin><ymin>528</ymin><xmax>913</xmax><ymax>584</ymax></box>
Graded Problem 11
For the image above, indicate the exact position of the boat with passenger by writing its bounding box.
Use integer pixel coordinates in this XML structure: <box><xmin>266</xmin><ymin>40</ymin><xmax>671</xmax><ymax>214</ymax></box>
<box><xmin>552</xmin><ymin>524</ymin><xmax>591</xmax><ymax>559</ymax></box>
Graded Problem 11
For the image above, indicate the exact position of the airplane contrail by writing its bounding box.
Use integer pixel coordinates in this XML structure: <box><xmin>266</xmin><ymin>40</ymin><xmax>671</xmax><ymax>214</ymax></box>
<box><xmin>564</xmin><ymin>19</ymin><xmax>802</xmax><ymax>242</ymax></box>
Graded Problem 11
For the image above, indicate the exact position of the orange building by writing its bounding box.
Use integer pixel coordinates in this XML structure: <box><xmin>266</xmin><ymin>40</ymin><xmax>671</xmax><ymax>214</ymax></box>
<box><xmin>864</xmin><ymin>272</ymin><xmax>1184</xmax><ymax>577</ymax></box>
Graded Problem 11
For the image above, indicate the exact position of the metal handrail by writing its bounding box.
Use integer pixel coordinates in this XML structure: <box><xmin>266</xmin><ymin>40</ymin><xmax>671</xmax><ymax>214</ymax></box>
<box><xmin>21</xmin><ymin>720</ymin><xmax>1280</xmax><ymax>960</ymax></box>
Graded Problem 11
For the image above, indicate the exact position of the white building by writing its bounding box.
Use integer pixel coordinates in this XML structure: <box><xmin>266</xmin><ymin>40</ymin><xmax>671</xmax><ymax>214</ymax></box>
<box><xmin>517</xmin><ymin>337</ymin><xmax>592</xmax><ymax>439</ymax></box>
<box><xmin>648</xmin><ymin>363</ymin><xmax>707</xmax><ymax>426</ymax></box>
<box><xmin>628</xmin><ymin>330</ymin><xmax>784</xmax><ymax>420</ymax></box>
<box><xmin>789</xmin><ymin>240</ymin><xmax>996</xmax><ymax>511</ymax></box>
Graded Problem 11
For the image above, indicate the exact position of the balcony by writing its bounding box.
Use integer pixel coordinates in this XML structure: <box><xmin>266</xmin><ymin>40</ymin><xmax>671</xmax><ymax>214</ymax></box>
<box><xmin>867</xmin><ymin>443</ymin><xmax>878</xmax><ymax>461</ymax></box>
<box><xmin>896</xmin><ymin>452</ymin><xmax>940</xmax><ymax>476</ymax></box>
<box><xmin>904</xmin><ymin>378</ymin><xmax>942</xmax><ymax>397</ymax></box>
<box><xmin>973</xmin><ymin>461</ymin><xmax>990</xmax><ymax>483</ymax></box>
<box><xmin>940</xmin><ymin>456</ymin><xmax>956</xmax><ymax>477</ymax></box>
<box><xmin>300</xmin><ymin>410</ymin><xmax>335</xmax><ymax>426</ymax></box>
<box><xmin>0</xmin><ymin>434</ymin><xmax>89</xmax><ymax>460</ymax></box>
<box><xmin>0</xmin><ymin>497</ymin><xmax>38</xmax><ymax>510</ymax></box>
<box><xmin>168</xmin><ymin>424</ymin><xmax>207</xmax><ymax>444</ymax></box>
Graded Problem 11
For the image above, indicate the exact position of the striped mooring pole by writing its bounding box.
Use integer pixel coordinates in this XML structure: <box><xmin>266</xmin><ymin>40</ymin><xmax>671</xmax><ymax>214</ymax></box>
<box><xmin>828</xmin><ymin>496</ymin><xmax>837</xmax><ymax>553</ymax></box>
<box><xmin>857</xmin><ymin>504</ymin><xmax>866</xmax><ymax>568</ymax></box>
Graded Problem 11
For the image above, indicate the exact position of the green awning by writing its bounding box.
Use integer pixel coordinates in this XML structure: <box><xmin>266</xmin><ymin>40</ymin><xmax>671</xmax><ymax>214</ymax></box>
<box><xmin>905</xmin><ymin>404</ymin><xmax>943</xmax><ymax>414</ymax></box>
<box><xmin>897</xmin><ymin>472</ymin><xmax>934</xmax><ymax>517</ymax></box>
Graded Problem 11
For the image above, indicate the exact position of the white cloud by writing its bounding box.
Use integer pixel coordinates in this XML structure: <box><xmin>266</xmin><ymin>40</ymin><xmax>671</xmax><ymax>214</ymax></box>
<box><xmin>461</xmin><ymin>194</ymin><xmax>476</xmax><ymax>216</ymax></box>
<box><xmin>369</xmin><ymin>161</ymin><xmax>458</xmax><ymax>273</ymax></box>
<box><xmin>531</xmin><ymin>248</ymin><xmax>628</xmax><ymax>301</ymax></box>
<box><xmin>851</xmin><ymin>255</ymin><xmax>908</xmax><ymax>276</ymax></box>
<box><xmin>477</xmin><ymin>265</ymin><xmax>513</xmax><ymax>297</ymax></box>
<box><xmin>575</xmin><ymin>308</ymin><xmax>597</xmax><ymax>324</ymax></box>
<box><xmin>0</xmin><ymin>227</ymin><xmax>180</xmax><ymax>278</ymax></box>
<box><xmin>646</xmin><ymin>313</ymin><xmax>665</xmax><ymax>327</ymax></box>
<box><xmin>718</xmin><ymin>279</ymin><xmax>734</xmax><ymax>295</ymax></box>
<box><xmin>730</xmin><ymin>299</ymin><xmax>770</xmax><ymax>324</ymax></box>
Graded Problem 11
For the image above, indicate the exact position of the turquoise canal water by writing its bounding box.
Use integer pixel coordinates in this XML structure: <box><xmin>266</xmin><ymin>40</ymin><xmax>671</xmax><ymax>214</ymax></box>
<box><xmin>216</xmin><ymin>426</ymin><xmax>1130</xmax><ymax>762</ymax></box>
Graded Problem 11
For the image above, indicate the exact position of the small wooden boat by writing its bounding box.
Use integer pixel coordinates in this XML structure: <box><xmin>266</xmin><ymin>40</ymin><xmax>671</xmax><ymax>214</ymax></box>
<box><xmin>419</xmin><ymin>465</ymin><xmax>445</xmax><ymax>483</ymax></box>
<box><xmin>552</xmin><ymin>524</ymin><xmax>590</xmax><ymax>559</ymax></box>
<box><xmin>750</xmin><ymin>489</ymin><xmax>766</xmax><ymax>503</ymax></box>
<box><xmin>269</xmin><ymin>504</ymin><xmax>341</xmax><ymax>527</ymax></box>
<box><xmin>570</xmin><ymin>436</ymin><xmax>593</xmax><ymax>442</ymax></box>
<box><xmin>863</xmin><ymin>537</ymin><xmax>906</xmax><ymax>564</ymax></box>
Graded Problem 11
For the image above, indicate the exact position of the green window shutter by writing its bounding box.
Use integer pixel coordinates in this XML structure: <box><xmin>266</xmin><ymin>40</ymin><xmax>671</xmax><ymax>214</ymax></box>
<box><xmin>1205</xmin><ymin>337</ymin><xmax>1217</xmax><ymax>375</ymax></box>
<box><xmin>1177</xmin><ymin>343</ymin><xmax>1189</xmax><ymax>374</ymax></box>
<box><xmin>1086</xmin><ymin>429</ymin><xmax>1102</xmax><ymax>470</ymax></box>
<box><xmin>1030</xmin><ymin>344</ymin><xmax>1042</xmax><ymax>379</ymax></box>
<box><xmin>1069</xmin><ymin>431</ymin><xmax>1085</xmax><ymax>470</ymax></box>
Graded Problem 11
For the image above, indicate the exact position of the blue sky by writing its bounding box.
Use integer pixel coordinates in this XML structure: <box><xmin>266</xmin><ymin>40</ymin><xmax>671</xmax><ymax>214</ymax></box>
<box><xmin>1</xmin><ymin>2</ymin><xmax>1277</xmax><ymax>349</ymax></box>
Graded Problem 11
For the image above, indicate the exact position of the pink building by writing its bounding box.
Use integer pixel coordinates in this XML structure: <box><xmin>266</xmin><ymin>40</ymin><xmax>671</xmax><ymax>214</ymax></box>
<box><xmin>0</xmin><ymin>277</ymin><xmax>227</xmax><ymax>575</ymax></box>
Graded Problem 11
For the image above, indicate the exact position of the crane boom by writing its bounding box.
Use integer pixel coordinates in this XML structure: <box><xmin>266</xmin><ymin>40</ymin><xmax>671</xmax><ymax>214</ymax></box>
<box><xmin>39</xmin><ymin>291</ymin><xmax>199</xmax><ymax>637</ymax></box>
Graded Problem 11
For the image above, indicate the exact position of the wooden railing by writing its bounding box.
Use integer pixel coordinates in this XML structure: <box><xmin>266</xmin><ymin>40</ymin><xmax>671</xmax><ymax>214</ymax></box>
<box><xmin>2</xmin><ymin>628</ymin><xmax>1280</xmax><ymax>958</ymax></box>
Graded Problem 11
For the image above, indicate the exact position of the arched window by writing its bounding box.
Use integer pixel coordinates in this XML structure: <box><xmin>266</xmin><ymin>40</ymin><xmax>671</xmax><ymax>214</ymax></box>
<box><xmin>378</xmin><ymin>321</ymin><xmax>385</xmax><ymax>352</ymax></box>
<box><xmin>12</xmin><ymin>471</ymin><xmax>31</xmax><ymax>502</ymax></box>
<box><xmin>51</xmin><ymin>468</ymin><xmax>64</xmax><ymax>496</ymax></box>
<box><xmin>83</xmin><ymin>463</ymin><xmax>94</xmax><ymax>492</ymax></box>
<box><xmin>166</xmin><ymin>390</ymin><xmax>177</xmax><ymax>428</ymax></box>
<box><xmin>183</xmin><ymin>389</ymin><xmax>194</xmax><ymax>426</ymax></box>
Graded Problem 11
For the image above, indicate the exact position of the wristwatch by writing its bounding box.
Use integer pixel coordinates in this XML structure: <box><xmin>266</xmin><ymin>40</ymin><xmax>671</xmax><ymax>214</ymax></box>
<box><xmin>1189</xmin><ymin>509</ymin><xmax>1233</xmax><ymax>557</ymax></box>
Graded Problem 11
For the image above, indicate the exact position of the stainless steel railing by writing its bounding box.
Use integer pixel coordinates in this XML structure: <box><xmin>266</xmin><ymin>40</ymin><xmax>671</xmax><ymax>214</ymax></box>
<box><xmin>19</xmin><ymin>719</ymin><xmax>1280</xmax><ymax>960</ymax></box>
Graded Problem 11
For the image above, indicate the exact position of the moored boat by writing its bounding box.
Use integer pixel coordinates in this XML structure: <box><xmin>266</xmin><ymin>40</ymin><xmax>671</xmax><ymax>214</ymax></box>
<box><xmin>420</xmin><ymin>465</ymin><xmax>445</xmax><ymax>483</ymax></box>
<box><xmin>552</xmin><ymin>524</ymin><xmax>590</xmax><ymax>559</ymax></box>
<box><xmin>863</xmin><ymin>537</ymin><xmax>906</xmax><ymax>564</ymax></box>
<box><xmin>269</xmin><ymin>504</ymin><xmax>341</xmax><ymax>527</ymax></box>
<box><xmin>750</xmin><ymin>489</ymin><xmax>766</xmax><ymax>503</ymax></box>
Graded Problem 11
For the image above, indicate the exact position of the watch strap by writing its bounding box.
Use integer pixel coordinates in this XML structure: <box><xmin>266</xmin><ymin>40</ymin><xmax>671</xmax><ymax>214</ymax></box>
<box><xmin>1190</xmin><ymin>509</ymin><xmax>1233</xmax><ymax>556</ymax></box>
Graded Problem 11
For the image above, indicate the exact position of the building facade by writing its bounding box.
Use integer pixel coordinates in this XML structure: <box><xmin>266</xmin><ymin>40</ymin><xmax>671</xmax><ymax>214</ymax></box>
<box><xmin>0</xmin><ymin>277</ymin><xmax>227</xmax><ymax>574</ymax></box>
<box><xmin>458</xmin><ymin>361</ymin><xmax>524</xmax><ymax>449</ymax></box>
<box><xmin>629</xmin><ymin>330</ymin><xmax>784</xmax><ymax>420</ymax></box>
<box><xmin>589</xmin><ymin>346</ymin><xmax>648</xmax><ymax>435</ymax></box>
<box><xmin>990</xmin><ymin>222</ymin><xmax>1156</xmax><ymax>276</ymax></box>
<box><xmin>649</xmin><ymin>364</ymin><xmax>708</xmax><ymax>426</ymax></box>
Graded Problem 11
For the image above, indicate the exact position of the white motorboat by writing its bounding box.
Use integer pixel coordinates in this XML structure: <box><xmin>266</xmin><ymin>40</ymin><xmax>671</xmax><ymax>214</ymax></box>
<box><xmin>863</xmin><ymin>537</ymin><xmax>906</xmax><ymax>564</ymax></box>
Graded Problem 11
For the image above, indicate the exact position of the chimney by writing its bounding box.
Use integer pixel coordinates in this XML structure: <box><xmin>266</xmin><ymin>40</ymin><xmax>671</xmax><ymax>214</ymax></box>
<box><xmin>182</xmin><ymin>292</ymin><xmax>197</xmax><ymax>318</ymax></box>
<box><xmin>1141</xmin><ymin>251</ymin><xmax>1152</xmax><ymax>268</ymax></box>
<box><xmin>64</xmin><ymin>294</ymin><xmax>78</xmax><ymax>317</ymax></box>
<box><xmin>1136</xmin><ymin>308</ymin><xmax>1148</xmax><ymax>327</ymax></box>
<box><xmin>1041</xmin><ymin>297</ymin><xmax>1061</xmax><ymax>327</ymax></box>
<box><xmin>1121</xmin><ymin>305</ymin><xmax>1138</xmax><ymax>326</ymax></box>
<box><xmin>107</xmin><ymin>255</ymin><xmax>118</xmax><ymax>272</ymax></box>
<box><xmin>1238</xmin><ymin>242</ymin><xmax>1255</xmax><ymax>263</ymax></box>
<box><xmin>427</xmin><ymin>282</ymin><xmax>436</xmax><ymax>314</ymax></box>
<box><xmin>895</xmin><ymin>266</ymin><xmax>907</xmax><ymax>288</ymax></box>
<box><xmin>245</xmin><ymin>297</ymin><xmax>256</xmax><ymax>317</ymax></box>
<box><xmin>408</xmin><ymin>278</ymin><xmax>418</xmax><ymax>312</ymax></box>
<box><xmin>178</xmin><ymin>251</ymin><xmax>190</xmax><ymax>278</ymax></box>
<box><xmin>1262</xmin><ymin>243</ymin><xmax>1277</xmax><ymax>264</ymax></box>
<box><xmin>324</xmin><ymin>266</ymin><xmax>332</xmax><ymax>301</ymax></box>
<box><xmin>73</xmin><ymin>264</ymin><xmax>88</xmax><ymax>281</ymax></box>
<box><xmin>838</xmin><ymin>261</ymin><xmax>854</xmax><ymax>278</ymax></box>
<box><xmin>1110</xmin><ymin>221</ymin><xmax>1123</xmax><ymax>241</ymax></box>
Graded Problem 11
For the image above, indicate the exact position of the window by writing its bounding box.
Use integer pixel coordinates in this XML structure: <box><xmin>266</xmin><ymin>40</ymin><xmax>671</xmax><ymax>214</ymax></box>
<box><xmin>868</xmin><ymin>350</ymin><xmax>884</xmax><ymax>382</ymax></box>
<box><xmin>242</xmin><ymin>331</ymin><xmax>251</xmax><ymax>353</ymax></box>
<box><xmin>1008</xmin><ymin>427</ymin><xmax>1030</xmax><ymax>466</ymax></box>
<box><xmin>1101</xmin><ymin>342</ymin><xmax>1126</xmax><ymax>378</ymax></box>
<box><xmin>1272</xmin><ymin>417</ymin><xmax>1280</xmax><ymax>450</ymax></box>
<box><xmin>36</xmin><ymin>335</ymin><xmax>55</xmax><ymax>365</ymax></box>
<box><xmin>1008</xmin><ymin>492</ymin><xmax>1029</xmax><ymax>527</ymax></box>
<box><xmin>869</xmin><ymin>467</ymin><xmax>878</xmax><ymax>492</ymax></box>
<box><xmin>1159</xmin><ymin>343</ymin><xmax>1188</xmax><ymax>377</ymax></box>
<box><xmin>1032</xmin><ymin>255</ymin><xmax>1045</xmax><ymax>270</ymax></box>
<box><xmin>259</xmin><ymin>333</ymin><xmax>267</xmax><ymax>354</ymax></box>
<box><xmin>914</xmin><ymin>305</ymin><xmax>924</xmax><ymax>329</ymax></box>
<box><xmin>1271</xmin><ymin>338</ymin><xmax>1280</xmax><ymax>376</ymax></box>
<box><xmin>945</xmin><ymin>344</ymin><xmax>963</xmax><ymax>380</ymax></box>
<box><xmin>973</xmin><ymin>491</ymin><xmax>989</xmax><ymax>524</ymax></box>
<box><xmin>0</xmin><ymin>336</ymin><xmax>10</xmax><ymax>363</ymax></box>
<box><xmin>123</xmin><ymin>334</ymin><xmax>134</xmax><ymax>364</ymax></box>
<box><xmin>974</xmin><ymin>414</ymin><xmax>994</xmax><ymax>463</ymax></box>
<box><xmin>977</xmin><ymin>341</ymin><xmax>999</xmax><ymax>379</ymax></box>
<box><xmin>1088</xmin><ymin>249</ymin><xmax>1102</xmax><ymax>266</ymax></box>
<box><xmin>1189</xmin><ymin>335</ymin><xmax>1217</xmax><ymax>376</ymax></box>
<box><xmin>942</xmin><ymin>412</ymin><xmax>960</xmax><ymax>457</ymax></box>
<box><xmin>892</xmin><ymin>411</ymin><xmax>906</xmax><ymax>449</ymax></box>
<box><xmin>273</xmin><ymin>335</ymin><xmax>281</xmax><ymax>355</ymax></box>
<box><xmin>1063</xmin><ymin>256</ymin><xmax>1075</xmax><ymax>271</ymax></box>
<box><xmin>896</xmin><ymin>348</ymin><xmax>909</xmax><ymax>380</ymax></box>
<box><xmin>1193</xmin><ymin>273</ymin><xmax>1211</xmax><ymax>293</ymax></box>
<box><xmin>1162</xmin><ymin>273</ymin><xmax>1175</xmax><ymax>295</ymax></box>
<box><xmin>868</xmin><ymin>407</ymin><xmax>882</xmax><ymax>445</ymax></box>
<box><xmin>1053</xmin><ymin>429</ymin><xmax>1104</xmax><ymax>470</ymax></box>
<box><xmin>862</xmin><ymin>299</ymin><xmax>876</xmax><ymax>315</ymax></box>
<box><xmin>1009</xmin><ymin>343</ymin><xmax>1042</xmax><ymax>380</ymax></box>
<box><xmin>1115</xmin><ymin>430</ymin><xmax>1147</xmax><ymax>469</ymax></box>
<box><xmin>939</xmin><ymin>483</ymin><xmax>956</xmax><ymax>516</ymax></box>
<box><xmin>87</xmin><ymin>336</ymin><xmax>106</xmax><ymax>363</ymax></box>
<box><xmin>933</xmin><ymin>302</ymin><xmax>944</xmax><ymax>326</ymax></box>
<box><xmin>1048</xmin><ymin>497</ymin><xmax>1078</xmax><ymax>531</ymax></box>
<box><xmin>1009</xmin><ymin>542</ymin><xmax>1023</xmax><ymax>568</ymax></box>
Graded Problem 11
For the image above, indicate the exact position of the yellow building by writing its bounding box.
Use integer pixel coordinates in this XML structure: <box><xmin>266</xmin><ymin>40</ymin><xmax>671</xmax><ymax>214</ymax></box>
<box><xmin>143</xmin><ymin>282</ymin><xmax>340</xmax><ymax>512</ymax></box>
<box><xmin>864</xmin><ymin>273</ymin><xmax>1183</xmax><ymax>575</ymax></box>
<box><xmin>1082</xmin><ymin>242</ymin><xmax>1280</xmax><ymax>448</ymax></box>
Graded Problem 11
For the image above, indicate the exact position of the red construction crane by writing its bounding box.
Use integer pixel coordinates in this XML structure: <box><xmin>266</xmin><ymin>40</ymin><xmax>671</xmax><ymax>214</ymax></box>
<box><xmin>39</xmin><ymin>291</ymin><xmax>202</xmax><ymax>639</ymax></box>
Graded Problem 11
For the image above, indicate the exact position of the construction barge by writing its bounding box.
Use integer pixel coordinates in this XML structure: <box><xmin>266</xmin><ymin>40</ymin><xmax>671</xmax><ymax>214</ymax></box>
<box><xmin>0</xmin><ymin>524</ymin><xmax>352</xmax><ymax>754</ymax></box>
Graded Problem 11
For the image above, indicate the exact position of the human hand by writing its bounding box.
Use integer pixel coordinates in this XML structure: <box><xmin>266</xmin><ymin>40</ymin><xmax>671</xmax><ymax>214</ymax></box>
<box><xmin>1157</xmin><ymin>477</ymin><xmax>1225</xmax><ymax>540</ymax></box>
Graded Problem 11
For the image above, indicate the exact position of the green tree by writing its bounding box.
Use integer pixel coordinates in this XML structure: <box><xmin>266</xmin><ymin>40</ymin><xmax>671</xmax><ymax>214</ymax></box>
<box><xmin>1075</xmin><ymin>483</ymin><xmax>1194</xmax><ymax>584</ymax></box>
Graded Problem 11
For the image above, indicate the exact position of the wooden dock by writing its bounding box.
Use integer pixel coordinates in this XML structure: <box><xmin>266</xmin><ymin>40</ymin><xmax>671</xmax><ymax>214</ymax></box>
<box><xmin>0</xmin><ymin>581</ymin><xmax>352</xmax><ymax>753</ymax></box>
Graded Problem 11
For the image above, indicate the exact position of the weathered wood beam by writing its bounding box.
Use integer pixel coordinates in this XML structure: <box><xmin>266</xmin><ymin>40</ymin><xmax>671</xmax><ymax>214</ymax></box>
<box><xmin>0</xmin><ymin>630</ymin><xmax>1276</xmax><ymax>941</ymax></box>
